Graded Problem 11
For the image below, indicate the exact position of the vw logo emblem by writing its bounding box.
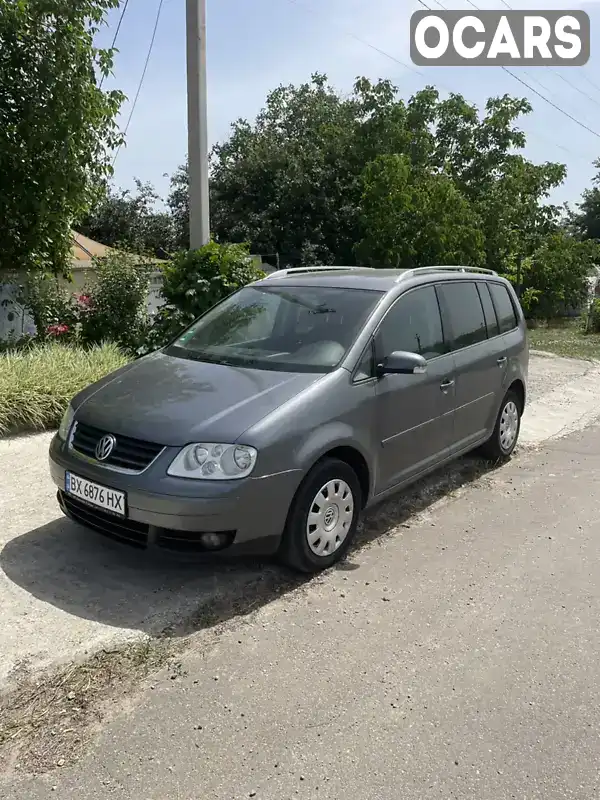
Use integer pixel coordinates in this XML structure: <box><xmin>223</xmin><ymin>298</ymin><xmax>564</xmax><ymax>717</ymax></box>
<box><xmin>95</xmin><ymin>434</ymin><xmax>116</xmax><ymax>461</ymax></box>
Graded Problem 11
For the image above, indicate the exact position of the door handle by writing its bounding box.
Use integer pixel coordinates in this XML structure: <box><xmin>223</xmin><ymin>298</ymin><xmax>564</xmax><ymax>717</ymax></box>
<box><xmin>440</xmin><ymin>378</ymin><xmax>455</xmax><ymax>391</ymax></box>
<box><xmin>497</xmin><ymin>356</ymin><xmax>507</xmax><ymax>367</ymax></box>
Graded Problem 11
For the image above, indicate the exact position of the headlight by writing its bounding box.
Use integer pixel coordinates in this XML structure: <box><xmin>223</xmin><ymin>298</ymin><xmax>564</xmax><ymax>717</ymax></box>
<box><xmin>167</xmin><ymin>443</ymin><xmax>258</xmax><ymax>480</ymax></box>
<box><xmin>58</xmin><ymin>404</ymin><xmax>74</xmax><ymax>440</ymax></box>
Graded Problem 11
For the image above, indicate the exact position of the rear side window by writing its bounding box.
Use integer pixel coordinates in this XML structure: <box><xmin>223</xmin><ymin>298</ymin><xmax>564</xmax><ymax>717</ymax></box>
<box><xmin>437</xmin><ymin>281</ymin><xmax>487</xmax><ymax>350</ymax></box>
<box><xmin>378</xmin><ymin>286</ymin><xmax>446</xmax><ymax>360</ymax></box>
<box><xmin>477</xmin><ymin>283</ymin><xmax>499</xmax><ymax>338</ymax></box>
<box><xmin>489</xmin><ymin>283</ymin><xmax>518</xmax><ymax>333</ymax></box>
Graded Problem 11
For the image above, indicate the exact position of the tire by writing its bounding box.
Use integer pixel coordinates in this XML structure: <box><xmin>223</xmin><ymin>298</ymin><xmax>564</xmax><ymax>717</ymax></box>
<box><xmin>278</xmin><ymin>458</ymin><xmax>362</xmax><ymax>574</ymax></box>
<box><xmin>480</xmin><ymin>388</ymin><xmax>522</xmax><ymax>461</ymax></box>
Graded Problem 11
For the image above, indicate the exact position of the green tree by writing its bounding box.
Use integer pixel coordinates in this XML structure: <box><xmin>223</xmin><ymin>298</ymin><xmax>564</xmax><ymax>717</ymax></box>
<box><xmin>431</xmin><ymin>94</ymin><xmax>566</xmax><ymax>274</ymax></box>
<box><xmin>0</xmin><ymin>0</ymin><xmax>125</xmax><ymax>277</ymax></box>
<box><xmin>167</xmin><ymin>162</ymin><xmax>191</xmax><ymax>251</ymax></box>
<box><xmin>505</xmin><ymin>231</ymin><xmax>600</xmax><ymax>318</ymax></box>
<box><xmin>356</xmin><ymin>154</ymin><xmax>484</xmax><ymax>268</ymax></box>
<box><xmin>569</xmin><ymin>158</ymin><xmax>600</xmax><ymax>243</ymax></box>
<box><xmin>78</xmin><ymin>179</ymin><xmax>175</xmax><ymax>256</ymax></box>
<box><xmin>201</xmin><ymin>74</ymin><xmax>565</xmax><ymax>272</ymax></box>
<box><xmin>477</xmin><ymin>155</ymin><xmax>566</xmax><ymax>278</ymax></box>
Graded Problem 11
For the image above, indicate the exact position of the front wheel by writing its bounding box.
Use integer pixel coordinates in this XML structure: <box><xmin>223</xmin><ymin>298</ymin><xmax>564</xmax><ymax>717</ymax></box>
<box><xmin>480</xmin><ymin>388</ymin><xmax>522</xmax><ymax>461</ymax></box>
<box><xmin>278</xmin><ymin>458</ymin><xmax>361</xmax><ymax>573</ymax></box>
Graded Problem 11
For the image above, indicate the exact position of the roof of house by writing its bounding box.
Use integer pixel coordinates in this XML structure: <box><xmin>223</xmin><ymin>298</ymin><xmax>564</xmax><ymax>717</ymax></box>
<box><xmin>70</xmin><ymin>232</ymin><xmax>165</xmax><ymax>270</ymax></box>
<box><xmin>71</xmin><ymin>231</ymin><xmax>111</xmax><ymax>262</ymax></box>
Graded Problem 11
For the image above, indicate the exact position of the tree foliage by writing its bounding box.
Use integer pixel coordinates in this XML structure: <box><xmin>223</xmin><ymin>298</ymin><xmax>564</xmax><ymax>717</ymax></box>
<box><xmin>0</xmin><ymin>0</ymin><xmax>125</xmax><ymax>277</ymax></box>
<box><xmin>167</xmin><ymin>163</ymin><xmax>191</xmax><ymax>251</ymax></box>
<box><xmin>569</xmin><ymin>158</ymin><xmax>600</xmax><ymax>243</ymax></box>
<box><xmin>503</xmin><ymin>232</ymin><xmax>600</xmax><ymax>318</ymax></box>
<box><xmin>146</xmin><ymin>241</ymin><xmax>265</xmax><ymax>350</ymax></box>
<box><xmin>162</xmin><ymin>75</ymin><xmax>566</xmax><ymax>277</ymax></box>
<box><xmin>357</xmin><ymin>154</ymin><xmax>485</xmax><ymax>268</ymax></box>
<box><xmin>208</xmin><ymin>77</ymin><xmax>563</xmax><ymax>272</ymax></box>
<box><xmin>78</xmin><ymin>179</ymin><xmax>175</xmax><ymax>257</ymax></box>
<box><xmin>61</xmin><ymin>71</ymin><xmax>599</xmax><ymax>324</ymax></box>
<box><xmin>20</xmin><ymin>250</ymin><xmax>153</xmax><ymax>352</ymax></box>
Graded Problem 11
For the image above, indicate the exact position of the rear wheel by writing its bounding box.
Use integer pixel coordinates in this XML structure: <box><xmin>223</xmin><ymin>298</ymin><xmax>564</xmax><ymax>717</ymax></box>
<box><xmin>480</xmin><ymin>388</ymin><xmax>522</xmax><ymax>461</ymax></box>
<box><xmin>278</xmin><ymin>458</ymin><xmax>361</xmax><ymax>573</ymax></box>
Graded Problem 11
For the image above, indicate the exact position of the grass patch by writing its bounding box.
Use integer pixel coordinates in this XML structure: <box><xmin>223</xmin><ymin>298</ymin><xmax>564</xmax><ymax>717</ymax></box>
<box><xmin>0</xmin><ymin>342</ymin><xmax>131</xmax><ymax>436</ymax></box>
<box><xmin>528</xmin><ymin>322</ymin><xmax>600</xmax><ymax>361</ymax></box>
<box><xmin>0</xmin><ymin>639</ymin><xmax>176</xmax><ymax>775</ymax></box>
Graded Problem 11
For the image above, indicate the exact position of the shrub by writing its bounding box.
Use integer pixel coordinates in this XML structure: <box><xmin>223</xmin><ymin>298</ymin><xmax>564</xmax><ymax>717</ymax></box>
<box><xmin>146</xmin><ymin>241</ymin><xmax>265</xmax><ymax>350</ymax></box>
<box><xmin>19</xmin><ymin>273</ymin><xmax>80</xmax><ymax>341</ymax></box>
<box><xmin>0</xmin><ymin>341</ymin><xmax>130</xmax><ymax>435</ymax></box>
<box><xmin>585</xmin><ymin>298</ymin><xmax>600</xmax><ymax>334</ymax></box>
<box><xmin>19</xmin><ymin>250</ymin><xmax>153</xmax><ymax>353</ymax></box>
<box><xmin>79</xmin><ymin>251</ymin><xmax>152</xmax><ymax>352</ymax></box>
<box><xmin>505</xmin><ymin>233</ymin><xmax>599</xmax><ymax>320</ymax></box>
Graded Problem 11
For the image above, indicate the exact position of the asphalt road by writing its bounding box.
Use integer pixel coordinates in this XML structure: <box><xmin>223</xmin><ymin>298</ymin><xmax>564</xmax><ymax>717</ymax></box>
<box><xmin>5</xmin><ymin>424</ymin><xmax>600</xmax><ymax>800</ymax></box>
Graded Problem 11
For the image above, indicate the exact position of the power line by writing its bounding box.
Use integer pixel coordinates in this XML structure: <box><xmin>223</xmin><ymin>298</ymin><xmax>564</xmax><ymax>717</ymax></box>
<box><xmin>459</xmin><ymin>0</ymin><xmax>600</xmax><ymax>139</ymax></box>
<box><xmin>287</xmin><ymin>0</ymin><xmax>595</xmax><ymax>164</ymax></box>
<box><xmin>420</xmin><ymin>0</ymin><xmax>600</xmax><ymax>125</ymax></box>
<box><xmin>502</xmin><ymin>67</ymin><xmax>600</xmax><ymax>139</ymax></box>
<box><xmin>580</xmin><ymin>72</ymin><xmax>600</xmax><ymax>96</ymax></box>
<box><xmin>99</xmin><ymin>0</ymin><xmax>131</xmax><ymax>90</ymax></box>
<box><xmin>288</xmin><ymin>0</ymin><xmax>441</xmax><ymax>87</ymax></box>
<box><xmin>553</xmin><ymin>72</ymin><xmax>600</xmax><ymax>111</ymax></box>
<box><xmin>112</xmin><ymin>0</ymin><xmax>165</xmax><ymax>167</ymax></box>
<box><xmin>490</xmin><ymin>0</ymin><xmax>600</xmax><ymax>111</ymax></box>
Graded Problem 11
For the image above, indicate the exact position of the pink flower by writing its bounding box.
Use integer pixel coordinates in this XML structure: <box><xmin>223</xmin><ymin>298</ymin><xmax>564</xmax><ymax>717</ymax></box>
<box><xmin>47</xmin><ymin>323</ymin><xmax>70</xmax><ymax>337</ymax></box>
<box><xmin>77</xmin><ymin>293</ymin><xmax>92</xmax><ymax>308</ymax></box>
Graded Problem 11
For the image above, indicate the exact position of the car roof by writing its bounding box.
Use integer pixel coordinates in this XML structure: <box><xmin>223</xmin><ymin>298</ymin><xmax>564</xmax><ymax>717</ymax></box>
<box><xmin>253</xmin><ymin>266</ymin><xmax>502</xmax><ymax>292</ymax></box>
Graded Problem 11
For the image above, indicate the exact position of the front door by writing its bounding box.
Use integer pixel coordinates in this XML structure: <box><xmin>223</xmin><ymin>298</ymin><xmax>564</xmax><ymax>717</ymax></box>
<box><xmin>374</xmin><ymin>285</ymin><xmax>456</xmax><ymax>495</ymax></box>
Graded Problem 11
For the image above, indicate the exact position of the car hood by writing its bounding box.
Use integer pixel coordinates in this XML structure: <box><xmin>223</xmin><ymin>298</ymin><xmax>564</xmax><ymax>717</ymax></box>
<box><xmin>74</xmin><ymin>350</ymin><xmax>324</xmax><ymax>446</ymax></box>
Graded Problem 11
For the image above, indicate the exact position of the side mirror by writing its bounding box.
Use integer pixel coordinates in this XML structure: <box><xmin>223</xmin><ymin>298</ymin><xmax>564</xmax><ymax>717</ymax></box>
<box><xmin>377</xmin><ymin>350</ymin><xmax>427</xmax><ymax>376</ymax></box>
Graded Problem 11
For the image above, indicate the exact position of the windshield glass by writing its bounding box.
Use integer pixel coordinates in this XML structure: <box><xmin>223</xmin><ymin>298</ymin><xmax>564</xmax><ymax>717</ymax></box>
<box><xmin>165</xmin><ymin>284</ymin><xmax>384</xmax><ymax>372</ymax></box>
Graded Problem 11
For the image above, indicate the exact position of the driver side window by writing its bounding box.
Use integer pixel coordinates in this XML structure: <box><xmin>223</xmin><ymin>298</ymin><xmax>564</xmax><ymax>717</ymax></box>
<box><xmin>378</xmin><ymin>286</ymin><xmax>446</xmax><ymax>360</ymax></box>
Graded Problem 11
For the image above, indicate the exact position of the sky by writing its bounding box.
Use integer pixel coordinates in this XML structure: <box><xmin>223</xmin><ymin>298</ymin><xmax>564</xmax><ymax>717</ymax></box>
<box><xmin>98</xmin><ymin>0</ymin><xmax>600</xmax><ymax>209</ymax></box>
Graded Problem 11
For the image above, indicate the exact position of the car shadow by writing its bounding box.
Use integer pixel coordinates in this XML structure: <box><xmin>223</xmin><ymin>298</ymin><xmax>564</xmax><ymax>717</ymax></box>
<box><xmin>0</xmin><ymin>455</ymin><xmax>502</xmax><ymax>640</ymax></box>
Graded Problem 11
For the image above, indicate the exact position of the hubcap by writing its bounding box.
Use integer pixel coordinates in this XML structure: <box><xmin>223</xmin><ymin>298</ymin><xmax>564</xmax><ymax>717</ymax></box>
<box><xmin>306</xmin><ymin>479</ymin><xmax>354</xmax><ymax>557</ymax></box>
<box><xmin>499</xmin><ymin>400</ymin><xmax>519</xmax><ymax>451</ymax></box>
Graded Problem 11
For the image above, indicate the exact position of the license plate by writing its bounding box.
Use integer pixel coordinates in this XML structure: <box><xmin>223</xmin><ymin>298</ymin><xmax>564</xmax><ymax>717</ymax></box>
<box><xmin>65</xmin><ymin>472</ymin><xmax>126</xmax><ymax>517</ymax></box>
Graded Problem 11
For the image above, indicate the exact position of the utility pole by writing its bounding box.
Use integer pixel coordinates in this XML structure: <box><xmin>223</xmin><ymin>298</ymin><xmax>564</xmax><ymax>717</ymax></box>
<box><xmin>186</xmin><ymin>0</ymin><xmax>210</xmax><ymax>249</ymax></box>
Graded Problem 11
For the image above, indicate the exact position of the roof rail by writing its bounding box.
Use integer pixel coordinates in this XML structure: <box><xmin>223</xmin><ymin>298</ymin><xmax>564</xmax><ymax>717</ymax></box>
<box><xmin>264</xmin><ymin>266</ymin><xmax>366</xmax><ymax>280</ymax></box>
<box><xmin>396</xmin><ymin>265</ymin><xmax>498</xmax><ymax>282</ymax></box>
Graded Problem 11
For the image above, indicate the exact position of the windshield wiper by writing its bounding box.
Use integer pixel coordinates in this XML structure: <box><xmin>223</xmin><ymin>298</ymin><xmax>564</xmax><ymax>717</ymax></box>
<box><xmin>173</xmin><ymin>348</ymin><xmax>263</xmax><ymax>368</ymax></box>
<box><xmin>259</xmin><ymin>288</ymin><xmax>337</xmax><ymax>314</ymax></box>
<box><xmin>310</xmin><ymin>306</ymin><xmax>336</xmax><ymax>314</ymax></box>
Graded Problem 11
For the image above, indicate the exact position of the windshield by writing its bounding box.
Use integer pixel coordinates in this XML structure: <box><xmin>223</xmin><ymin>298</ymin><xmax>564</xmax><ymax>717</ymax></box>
<box><xmin>165</xmin><ymin>284</ymin><xmax>384</xmax><ymax>373</ymax></box>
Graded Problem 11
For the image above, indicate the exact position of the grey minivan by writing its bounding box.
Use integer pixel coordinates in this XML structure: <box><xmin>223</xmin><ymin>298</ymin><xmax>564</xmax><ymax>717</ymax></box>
<box><xmin>49</xmin><ymin>265</ymin><xmax>528</xmax><ymax>573</ymax></box>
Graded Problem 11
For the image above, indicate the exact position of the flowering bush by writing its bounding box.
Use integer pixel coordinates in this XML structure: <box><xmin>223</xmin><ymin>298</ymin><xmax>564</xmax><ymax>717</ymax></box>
<box><xmin>20</xmin><ymin>274</ymin><xmax>81</xmax><ymax>343</ymax></box>
<box><xmin>78</xmin><ymin>251</ymin><xmax>152</xmax><ymax>352</ymax></box>
<box><xmin>46</xmin><ymin>323</ymin><xmax>70</xmax><ymax>337</ymax></box>
<box><xmin>20</xmin><ymin>250</ymin><xmax>153</xmax><ymax>353</ymax></box>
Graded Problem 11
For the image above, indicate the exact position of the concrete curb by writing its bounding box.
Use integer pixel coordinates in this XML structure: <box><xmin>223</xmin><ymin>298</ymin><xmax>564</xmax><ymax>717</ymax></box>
<box><xmin>521</xmin><ymin>361</ymin><xmax>600</xmax><ymax>447</ymax></box>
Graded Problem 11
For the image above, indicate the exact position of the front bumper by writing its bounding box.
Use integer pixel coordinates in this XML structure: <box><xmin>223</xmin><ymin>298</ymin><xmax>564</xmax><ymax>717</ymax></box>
<box><xmin>49</xmin><ymin>434</ymin><xmax>302</xmax><ymax>555</ymax></box>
